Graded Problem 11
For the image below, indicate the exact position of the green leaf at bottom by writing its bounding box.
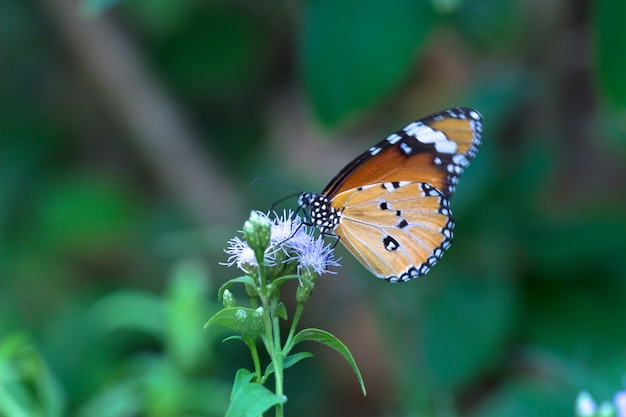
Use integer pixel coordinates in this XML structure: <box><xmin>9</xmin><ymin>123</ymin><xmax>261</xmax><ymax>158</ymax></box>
<box><xmin>293</xmin><ymin>328</ymin><xmax>366</xmax><ymax>396</ymax></box>
<box><xmin>226</xmin><ymin>378</ymin><xmax>286</xmax><ymax>417</ymax></box>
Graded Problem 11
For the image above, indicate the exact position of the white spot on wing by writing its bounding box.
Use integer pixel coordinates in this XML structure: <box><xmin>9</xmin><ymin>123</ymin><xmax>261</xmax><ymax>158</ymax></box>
<box><xmin>386</xmin><ymin>133</ymin><xmax>402</xmax><ymax>144</ymax></box>
<box><xmin>452</xmin><ymin>154</ymin><xmax>468</xmax><ymax>166</ymax></box>
<box><xmin>403</xmin><ymin>122</ymin><xmax>457</xmax><ymax>154</ymax></box>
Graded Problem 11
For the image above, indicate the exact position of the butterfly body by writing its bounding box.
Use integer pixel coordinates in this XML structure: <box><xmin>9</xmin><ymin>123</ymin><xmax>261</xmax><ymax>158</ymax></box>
<box><xmin>299</xmin><ymin>107</ymin><xmax>482</xmax><ymax>283</ymax></box>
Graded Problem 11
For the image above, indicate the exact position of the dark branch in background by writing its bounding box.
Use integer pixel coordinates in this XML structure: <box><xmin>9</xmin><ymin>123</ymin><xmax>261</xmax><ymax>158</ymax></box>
<box><xmin>41</xmin><ymin>0</ymin><xmax>242</xmax><ymax>228</ymax></box>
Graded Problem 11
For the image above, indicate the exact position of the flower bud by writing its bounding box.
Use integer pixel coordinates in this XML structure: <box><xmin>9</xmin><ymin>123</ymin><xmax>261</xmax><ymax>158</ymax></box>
<box><xmin>295</xmin><ymin>272</ymin><xmax>316</xmax><ymax>304</ymax></box>
<box><xmin>243</xmin><ymin>211</ymin><xmax>271</xmax><ymax>260</ymax></box>
<box><xmin>232</xmin><ymin>309</ymin><xmax>248</xmax><ymax>334</ymax></box>
<box><xmin>245</xmin><ymin>283</ymin><xmax>258</xmax><ymax>298</ymax></box>
<box><xmin>222</xmin><ymin>289</ymin><xmax>236</xmax><ymax>308</ymax></box>
<box><xmin>252</xmin><ymin>306</ymin><xmax>264</xmax><ymax>328</ymax></box>
<box><xmin>238</xmin><ymin>306</ymin><xmax>265</xmax><ymax>339</ymax></box>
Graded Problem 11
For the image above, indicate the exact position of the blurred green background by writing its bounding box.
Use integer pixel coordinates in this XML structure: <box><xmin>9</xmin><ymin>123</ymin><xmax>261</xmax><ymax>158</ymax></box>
<box><xmin>2</xmin><ymin>0</ymin><xmax>626</xmax><ymax>416</ymax></box>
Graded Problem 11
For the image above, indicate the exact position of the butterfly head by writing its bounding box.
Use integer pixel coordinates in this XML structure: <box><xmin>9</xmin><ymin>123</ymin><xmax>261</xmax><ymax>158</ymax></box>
<box><xmin>298</xmin><ymin>192</ymin><xmax>342</xmax><ymax>234</ymax></box>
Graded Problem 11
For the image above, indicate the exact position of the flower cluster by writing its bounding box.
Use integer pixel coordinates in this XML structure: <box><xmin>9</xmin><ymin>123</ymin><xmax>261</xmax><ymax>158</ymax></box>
<box><xmin>222</xmin><ymin>210</ymin><xmax>340</xmax><ymax>279</ymax></box>
<box><xmin>210</xmin><ymin>211</ymin><xmax>363</xmax><ymax>417</ymax></box>
<box><xmin>576</xmin><ymin>390</ymin><xmax>626</xmax><ymax>417</ymax></box>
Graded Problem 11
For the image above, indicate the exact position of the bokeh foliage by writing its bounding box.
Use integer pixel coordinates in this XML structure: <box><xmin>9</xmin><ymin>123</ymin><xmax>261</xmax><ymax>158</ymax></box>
<box><xmin>1</xmin><ymin>0</ymin><xmax>626</xmax><ymax>416</ymax></box>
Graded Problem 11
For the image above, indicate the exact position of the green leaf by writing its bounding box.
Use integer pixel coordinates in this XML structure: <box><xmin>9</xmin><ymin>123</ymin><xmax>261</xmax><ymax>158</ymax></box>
<box><xmin>218</xmin><ymin>276</ymin><xmax>257</xmax><ymax>300</ymax></box>
<box><xmin>205</xmin><ymin>307</ymin><xmax>253</xmax><ymax>330</ymax></box>
<box><xmin>223</xmin><ymin>335</ymin><xmax>244</xmax><ymax>343</ymax></box>
<box><xmin>592</xmin><ymin>0</ymin><xmax>626</xmax><ymax>109</ymax></box>
<box><xmin>270</xmin><ymin>274</ymin><xmax>301</xmax><ymax>289</ymax></box>
<box><xmin>300</xmin><ymin>0</ymin><xmax>434</xmax><ymax>126</ymax></box>
<box><xmin>293</xmin><ymin>328</ymin><xmax>366</xmax><ymax>396</ymax></box>
<box><xmin>205</xmin><ymin>307</ymin><xmax>264</xmax><ymax>340</ymax></box>
<box><xmin>275</xmin><ymin>302</ymin><xmax>288</xmax><ymax>320</ymax></box>
<box><xmin>230</xmin><ymin>369</ymin><xmax>255</xmax><ymax>401</ymax></box>
<box><xmin>283</xmin><ymin>351</ymin><xmax>314</xmax><ymax>369</ymax></box>
<box><xmin>263</xmin><ymin>352</ymin><xmax>314</xmax><ymax>379</ymax></box>
<box><xmin>225</xmin><ymin>378</ymin><xmax>286</xmax><ymax>417</ymax></box>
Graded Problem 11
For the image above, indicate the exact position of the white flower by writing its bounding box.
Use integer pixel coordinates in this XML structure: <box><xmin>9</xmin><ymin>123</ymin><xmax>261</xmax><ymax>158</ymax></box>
<box><xmin>576</xmin><ymin>391</ymin><xmax>596</xmax><ymax>416</ymax></box>
<box><xmin>270</xmin><ymin>210</ymin><xmax>311</xmax><ymax>253</ymax></box>
<box><xmin>292</xmin><ymin>235</ymin><xmax>340</xmax><ymax>276</ymax></box>
<box><xmin>222</xmin><ymin>210</ymin><xmax>340</xmax><ymax>277</ymax></box>
<box><xmin>222</xmin><ymin>235</ymin><xmax>274</xmax><ymax>274</ymax></box>
<box><xmin>614</xmin><ymin>390</ymin><xmax>626</xmax><ymax>417</ymax></box>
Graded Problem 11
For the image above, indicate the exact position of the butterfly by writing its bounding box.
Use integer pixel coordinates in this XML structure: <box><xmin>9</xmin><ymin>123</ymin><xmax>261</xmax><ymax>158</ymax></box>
<box><xmin>298</xmin><ymin>107</ymin><xmax>483</xmax><ymax>283</ymax></box>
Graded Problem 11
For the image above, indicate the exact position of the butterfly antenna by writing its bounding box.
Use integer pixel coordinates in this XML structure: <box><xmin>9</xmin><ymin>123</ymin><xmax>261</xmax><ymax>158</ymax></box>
<box><xmin>252</xmin><ymin>177</ymin><xmax>303</xmax><ymax>193</ymax></box>
<box><xmin>269</xmin><ymin>191</ymin><xmax>302</xmax><ymax>212</ymax></box>
<box><xmin>252</xmin><ymin>178</ymin><xmax>304</xmax><ymax>212</ymax></box>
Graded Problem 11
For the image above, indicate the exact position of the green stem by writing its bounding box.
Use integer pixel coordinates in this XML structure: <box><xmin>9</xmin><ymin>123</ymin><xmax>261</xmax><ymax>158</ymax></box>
<box><xmin>283</xmin><ymin>302</ymin><xmax>305</xmax><ymax>355</ymax></box>
<box><xmin>248</xmin><ymin>339</ymin><xmax>262</xmax><ymax>383</ymax></box>
<box><xmin>256</xmin><ymin>252</ymin><xmax>285</xmax><ymax>416</ymax></box>
<box><xmin>249</xmin><ymin>295</ymin><xmax>259</xmax><ymax>309</ymax></box>
<box><xmin>259</xmin><ymin>285</ymin><xmax>284</xmax><ymax>416</ymax></box>
<box><xmin>270</xmin><ymin>297</ymin><xmax>284</xmax><ymax>417</ymax></box>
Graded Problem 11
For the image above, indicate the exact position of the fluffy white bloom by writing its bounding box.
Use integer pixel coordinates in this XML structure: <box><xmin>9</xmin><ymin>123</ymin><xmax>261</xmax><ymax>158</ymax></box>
<box><xmin>222</xmin><ymin>210</ymin><xmax>340</xmax><ymax>277</ymax></box>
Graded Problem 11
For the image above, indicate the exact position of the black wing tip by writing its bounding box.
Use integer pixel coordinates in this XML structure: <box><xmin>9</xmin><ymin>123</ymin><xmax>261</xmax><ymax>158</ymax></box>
<box><xmin>431</xmin><ymin>107</ymin><xmax>483</xmax><ymax>123</ymax></box>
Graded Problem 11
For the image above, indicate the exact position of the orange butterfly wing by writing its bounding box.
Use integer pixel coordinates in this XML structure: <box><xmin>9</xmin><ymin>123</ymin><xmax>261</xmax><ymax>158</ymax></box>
<box><xmin>323</xmin><ymin>107</ymin><xmax>482</xmax><ymax>200</ymax></box>
<box><xmin>332</xmin><ymin>182</ymin><xmax>453</xmax><ymax>281</ymax></box>
<box><xmin>300</xmin><ymin>107</ymin><xmax>482</xmax><ymax>282</ymax></box>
